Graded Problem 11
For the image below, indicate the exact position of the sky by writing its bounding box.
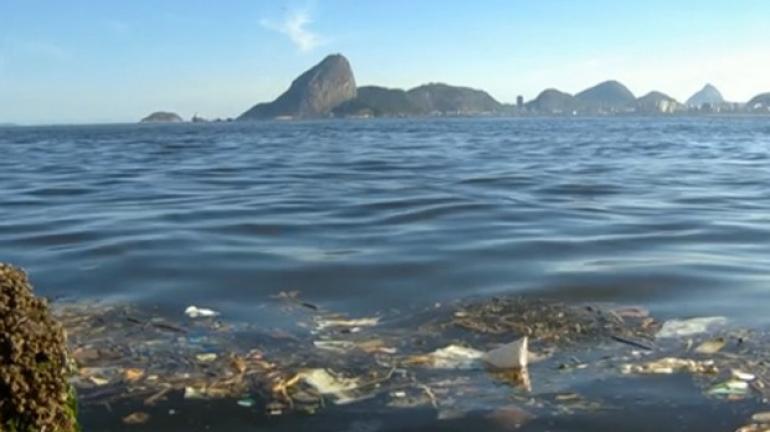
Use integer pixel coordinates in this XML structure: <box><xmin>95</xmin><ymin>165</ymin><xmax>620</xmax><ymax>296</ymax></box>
<box><xmin>1</xmin><ymin>0</ymin><xmax>769</xmax><ymax>124</ymax></box>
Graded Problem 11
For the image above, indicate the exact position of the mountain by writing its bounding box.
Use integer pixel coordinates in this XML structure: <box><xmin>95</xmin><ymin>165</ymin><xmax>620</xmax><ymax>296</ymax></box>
<box><xmin>333</xmin><ymin>86</ymin><xmax>422</xmax><ymax>117</ymax></box>
<box><xmin>239</xmin><ymin>54</ymin><xmax>357</xmax><ymax>120</ymax></box>
<box><xmin>405</xmin><ymin>83</ymin><xmax>502</xmax><ymax>114</ymax></box>
<box><xmin>575</xmin><ymin>80</ymin><xmax>636</xmax><ymax>112</ymax></box>
<box><xmin>333</xmin><ymin>83</ymin><xmax>501</xmax><ymax>117</ymax></box>
<box><xmin>140</xmin><ymin>112</ymin><xmax>184</xmax><ymax>123</ymax></box>
<box><xmin>636</xmin><ymin>91</ymin><xmax>684</xmax><ymax>114</ymax></box>
<box><xmin>747</xmin><ymin>93</ymin><xmax>770</xmax><ymax>111</ymax></box>
<box><xmin>686</xmin><ymin>84</ymin><xmax>724</xmax><ymax>107</ymax></box>
<box><xmin>526</xmin><ymin>89</ymin><xmax>577</xmax><ymax>114</ymax></box>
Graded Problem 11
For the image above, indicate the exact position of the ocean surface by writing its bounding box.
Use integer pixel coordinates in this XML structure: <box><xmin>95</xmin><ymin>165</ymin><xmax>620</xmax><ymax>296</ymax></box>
<box><xmin>2</xmin><ymin>117</ymin><xmax>770</xmax><ymax>430</ymax></box>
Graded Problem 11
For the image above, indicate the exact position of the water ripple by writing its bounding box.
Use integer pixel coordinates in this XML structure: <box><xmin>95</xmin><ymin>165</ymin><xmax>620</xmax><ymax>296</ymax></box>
<box><xmin>2</xmin><ymin>118</ymin><xmax>770</xmax><ymax>325</ymax></box>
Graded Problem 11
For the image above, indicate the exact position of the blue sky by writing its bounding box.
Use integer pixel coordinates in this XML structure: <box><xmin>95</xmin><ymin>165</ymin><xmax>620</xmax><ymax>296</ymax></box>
<box><xmin>1</xmin><ymin>0</ymin><xmax>769</xmax><ymax>124</ymax></box>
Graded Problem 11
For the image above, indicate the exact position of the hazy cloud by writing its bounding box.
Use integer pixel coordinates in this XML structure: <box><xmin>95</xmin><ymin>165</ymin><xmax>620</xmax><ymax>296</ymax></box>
<box><xmin>260</xmin><ymin>8</ymin><xmax>325</xmax><ymax>53</ymax></box>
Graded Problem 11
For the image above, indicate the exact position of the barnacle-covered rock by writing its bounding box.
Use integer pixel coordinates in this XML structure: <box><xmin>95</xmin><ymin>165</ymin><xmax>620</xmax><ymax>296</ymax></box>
<box><xmin>0</xmin><ymin>263</ymin><xmax>78</xmax><ymax>432</ymax></box>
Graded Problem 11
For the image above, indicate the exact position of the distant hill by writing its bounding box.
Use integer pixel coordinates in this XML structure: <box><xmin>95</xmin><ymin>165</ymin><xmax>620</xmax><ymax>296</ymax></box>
<box><xmin>686</xmin><ymin>84</ymin><xmax>724</xmax><ymax>107</ymax></box>
<box><xmin>405</xmin><ymin>83</ymin><xmax>502</xmax><ymax>115</ymax></box>
<box><xmin>140</xmin><ymin>112</ymin><xmax>184</xmax><ymax>123</ymax></box>
<box><xmin>747</xmin><ymin>93</ymin><xmax>770</xmax><ymax>111</ymax></box>
<box><xmin>526</xmin><ymin>89</ymin><xmax>577</xmax><ymax>114</ymax></box>
<box><xmin>333</xmin><ymin>83</ymin><xmax>501</xmax><ymax>117</ymax></box>
<box><xmin>575</xmin><ymin>80</ymin><xmax>636</xmax><ymax>112</ymax></box>
<box><xmin>239</xmin><ymin>54</ymin><xmax>357</xmax><ymax>120</ymax></box>
<box><xmin>636</xmin><ymin>91</ymin><xmax>684</xmax><ymax>114</ymax></box>
<box><xmin>333</xmin><ymin>86</ymin><xmax>422</xmax><ymax>117</ymax></box>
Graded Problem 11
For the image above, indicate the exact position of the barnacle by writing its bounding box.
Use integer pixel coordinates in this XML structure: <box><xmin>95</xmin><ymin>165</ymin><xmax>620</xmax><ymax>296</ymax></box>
<box><xmin>0</xmin><ymin>263</ymin><xmax>78</xmax><ymax>432</ymax></box>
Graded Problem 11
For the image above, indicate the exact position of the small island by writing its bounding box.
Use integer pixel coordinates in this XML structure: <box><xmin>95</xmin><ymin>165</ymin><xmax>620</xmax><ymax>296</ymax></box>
<box><xmin>140</xmin><ymin>112</ymin><xmax>184</xmax><ymax>123</ymax></box>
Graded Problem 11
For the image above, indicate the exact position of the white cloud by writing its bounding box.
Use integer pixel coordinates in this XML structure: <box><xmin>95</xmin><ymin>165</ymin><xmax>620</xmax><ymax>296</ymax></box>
<box><xmin>260</xmin><ymin>8</ymin><xmax>325</xmax><ymax>53</ymax></box>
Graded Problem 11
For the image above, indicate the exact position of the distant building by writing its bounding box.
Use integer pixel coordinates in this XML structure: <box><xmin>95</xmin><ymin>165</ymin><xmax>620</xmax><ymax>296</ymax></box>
<box><xmin>516</xmin><ymin>95</ymin><xmax>524</xmax><ymax>109</ymax></box>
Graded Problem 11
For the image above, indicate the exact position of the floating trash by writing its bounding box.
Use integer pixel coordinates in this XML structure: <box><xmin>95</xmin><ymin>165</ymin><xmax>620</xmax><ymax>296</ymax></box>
<box><xmin>736</xmin><ymin>425</ymin><xmax>770</xmax><ymax>432</ymax></box>
<box><xmin>123</xmin><ymin>368</ymin><xmax>144</xmax><ymax>382</ymax></box>
<box><xmin>656</xmin><ymin>317</ymin><xmax>727</xmax><ymax>338</ymax></box>
<box><xmin>707</xmin><ymin>380</ymin><xmax>750</xmax><ymax>396</ymax></box>
<box><xmin>406</xmin><ymin>337</ymin><xmax>529</xmax><ymax>371</ymax></box>
<box><xmin>122</xmin><ymin>412</ymin><xmax>150</xmax><ymax>425</ymax></box>
<box><xmin>313</xmin><ymin>340</ymin><xmax>357</xmax><ymax>353</ymax></box>
<box><xmin>483</xmin><ymin>337</ymin><xmax>528</xmax><ymax>369</ymax></box>
<box><xmin>195</xmin><ymin>353</ymin><xmax>218</xmax><ymax>362</ymax></box>
<box><xmin>237</xmin><ymin>398</ymin><xmax>256</xmax><ymax>408</ymax></box>
<box><xmin>315</xmin><ymin>317</ymin><xmax>380</xmax><ymax>331</ymax></box>
<box><xmin>622</xmin><ymin>357</ymin><xmax>718</xmax><ymax>375</ymax></box>
<box><xmin>732</xmin><ymin>370</ymin><xmax>756</xmax><ymax>382</ymax></box>
<box><xmin>752</xmin><ymin>412</ymin><xmax>770</xmax><ymax>423</ymax></box>
<box><xmin>694</xmin><ymin>337</ymin><xmax>726</xmax><ymax>354</ymax></box>
<box><xmin>185</xmin><ymin>305</ymin><xmax>220</xmax><ymax>319</ymax></box>
<box><xmin>297</xmin><ymin>369</ymin><xmax>370</xmax><ymax>405</ymax></box>
<box><xmin>49</xmin><ymin>295</ymin><xmax>770</xmax><ymax>427</ymax></box>
<box><xmin>406</xmin><ymin>344</ymin><xmax>484</xmax><ymax>370</ymax></box>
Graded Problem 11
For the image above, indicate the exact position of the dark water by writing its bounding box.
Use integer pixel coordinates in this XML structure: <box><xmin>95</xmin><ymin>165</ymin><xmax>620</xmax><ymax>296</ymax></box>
<box><xmin>2</xmin><ymin>117</ymin><xmax>770</xmax><ymax>324</ymax></box>
<box><xmin>2</xmin><ymin>118</ymin><xmax>770</xmax><ymax>430</ymax></box>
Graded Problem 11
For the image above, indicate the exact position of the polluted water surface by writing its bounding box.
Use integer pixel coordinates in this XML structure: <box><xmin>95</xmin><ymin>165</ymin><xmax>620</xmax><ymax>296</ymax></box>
<box><xmin>55</xmin><ymin>294</ymin><xmax>770</xmax><ymax>432</ymax></box>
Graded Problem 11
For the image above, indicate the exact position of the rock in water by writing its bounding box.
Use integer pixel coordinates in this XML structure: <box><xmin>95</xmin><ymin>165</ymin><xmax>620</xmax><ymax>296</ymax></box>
<box><xmin>140</xmin><ymin>111</ymin><xmax>184</xmax><ymax>123</ymax></box>
<box><xmin>0</xmin><ymin>263</ymin><xmax>78</xmax><ymax>432</ymax></box>
<box><xmin>239</xmin><ymin>54</ymin><xmax>357</xmax><ymax>120</ymax></box>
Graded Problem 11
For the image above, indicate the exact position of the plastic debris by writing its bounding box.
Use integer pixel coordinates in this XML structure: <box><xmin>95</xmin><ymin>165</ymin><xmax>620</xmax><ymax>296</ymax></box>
<box><xmin>195</xmin><ymin>353</ymin><xmax>218</xmax><ymax>362</ymax></box>
<box><xmin>53</xmin><ymin>294</ymin><xmax>770</xmax><ymax>427</ymax></box>
<box><xmin>483</xmin><ymin>337</ymin><xmax>529</xmax><ymax>369</ymax></box>
<box><xmin>123</xmin><ymin>368</ymin><xmax>144</xmax><ymax>382</ymax></box>
<box><xmin>622</xmin><ymin>357</ymin><xmax>718</xmax><ymax>375</ymax></box>
<box><xmin>356</xmin><ymin>339</ymin><xmax>397</xmax><ymax>354</ymax></box>
<box><xmin>298</xmin><ymin>369</ymin><xmax>368</xmax><ymax>405</ymax></box>
<box><xmin>315</xmin><ymin>317</ymin><xmax>380</xmax><ymax>331</ymax></box>
<box><xmin>122</xmin><ymin>412</ymin><xmax>150</xmax><ymax>425</ymax></box>
<box><xmin>752</xmin><ymin>412</ymin><xmax>770</xmax><ymax>423</ymax></box>
<box><xmin>611</xmin><ymin>334</ymin><xmax>654</xmax><ymax>351</ymax></box>
<box><xmin>732</xmin><ymin>370</ymin><xmax>756</xmax><ymax>381</ymax></box>
<box><xmin>406</xmin><ymin>345</ymin><xmax>484</xmax><ymax>369</ymax></box>
<box><xmin>266</xmin><ymin>402</ymin><xmax>285</xmax><ymax>416</ymax></box>
<box><xmin>88</xmin><ymin>375</ymin><xmax>110</xmax><ymax>386</ymax></box>
<box><xmin>184</xmin><ymin>387</ymin><xmax>205</xmax><ymax>400</ymax></box>
<box><xmin>611</xmin><ymin>306</ymin><xmax>650</xmax><ymax>319</ymax></box>
<box><xmin>313</xmin><ymin>340</ymin><xmax>356</xmax><ymax>353</ymax></box>
<box><xmin>407</xmin><ymin>338</ymin><xmax>529</xmax><ymax>371</ymax></box>
<box><xmin>695</xmin><ymin>338</ymin><xmax>726</xmax><ymax>354</ymax></box>
<box><xmin>736</xmin><ymin>425</ymin><xmax>770</xmax><ymax>432</ymax></box>
<box><xmin>708</xmin><ymin>380</ymin><xmax>750</xmax><ymax>396</ymax></box>
<box><xmin>656</xmin><ymin>317</ymin><xmax>727</xmax><ymax>338</ymax></box>
<box><xmin>184</xmin><ymin>305</ymin><xmax>220</xmax><ymax>319</ymax></box>
<box><xmin>237</xmin><ymin>398</ymin><xmax>255</xmax><ymax>408</ymax></box>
